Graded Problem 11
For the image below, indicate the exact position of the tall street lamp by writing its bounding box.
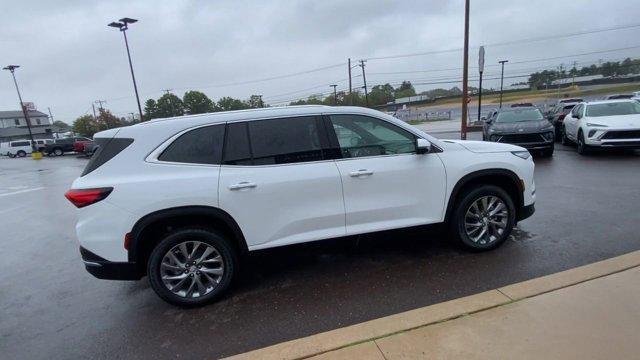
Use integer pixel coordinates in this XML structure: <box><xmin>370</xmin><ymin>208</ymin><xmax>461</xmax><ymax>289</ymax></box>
<box><xmin>3</xmin><ymin>65</ymin><xmax>37</xmax><ymax>153</ymax></box>
<box><xmin>498</xmin><ymin>60</ymin><xmax>509</xmax><ymax>108</ymax></box>
<box><xmin>108</xmin><ymin>17</ymin><xmax>144</xmax><ymax>122</ymax></box>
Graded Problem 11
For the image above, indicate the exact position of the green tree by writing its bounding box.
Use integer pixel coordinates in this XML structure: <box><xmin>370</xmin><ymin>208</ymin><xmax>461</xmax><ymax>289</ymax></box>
<box><xmin>53</xmin><ymin>120</ymin><xmax>70</xmax><ymax>129</ymax></box>
<box><xmin>95</xmin><ymin>108</ymin><xmax>123</xmax><ymax>131</ymax></box>
<box><xmin>369</xmin><ymin>84</ymin><xmax>395</xmax><ymax>106</ymax></box>
<box><xmin>217</xmin><ymin>96</ymin><xmax>250</xmax><ymax>111</ymax></box>
<box><xmin>156</xmin><ymin>93</ymin><xmax>185</xmax><ymax>117</ymax></box>
<box><xmin>72</xmin><ymin>115</ymin><xmax>98</xmax><ymax>137</ymax></box>
<box><xmin>247</xmin><ymin>95</ymin><xmax>265</xmax><ymax>108</ymax></box>
<box><xmin>144</xmin><ymin>99</ymin><xmax>159</xmax><ymax>120</ymax></box>
<box><xmin>183</xmin><ymin>90</ymin><xmax>217</xmax><ymax>114</ymax></box>
<box><xmin>394</xmin><ymin>81</ymin><xmax>416</xmax><ymax>98</ymax></box>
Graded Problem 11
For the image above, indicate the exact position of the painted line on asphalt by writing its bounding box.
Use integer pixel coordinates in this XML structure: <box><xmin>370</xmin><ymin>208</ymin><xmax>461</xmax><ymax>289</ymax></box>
<box><xmin>0</xmin><ymin>187</ymin><xmax>45</xmax><ymax>197</ymax></box>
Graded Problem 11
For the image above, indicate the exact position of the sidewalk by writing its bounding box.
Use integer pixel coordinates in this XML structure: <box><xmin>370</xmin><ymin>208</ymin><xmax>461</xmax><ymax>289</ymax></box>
<box><xmin>225</xmin><ymin>250</ymin><xmax>640</xmax><ymax>360</ymax></box>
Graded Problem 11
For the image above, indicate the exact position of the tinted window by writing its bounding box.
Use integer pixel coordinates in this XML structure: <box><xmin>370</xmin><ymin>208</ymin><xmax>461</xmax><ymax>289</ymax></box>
<box><xmin>81</xmin><ymin>138</ymin><xmax>134</xmax><ymax>176</ymax></box>
<box><xmin>248</xmin><ymin>116</ymin><xmax>323</xmax><ymax>165</ymax></box>
<box><xmin>586</xmin><ymin>102</ymin><xmax>640</xmax><ymax>117</ymax></box>
<box><xmin>158</xmin><ymin>125</ymin><xmax>225</xmax><ymax>165</ymax></box>
<box><xmin>12</xmin><ymin>141</ymin><xmax>30</xmax><ymax>147</ymax></box>
<box><xmin>223</xmin><ymin>122</ymin><xmax>252</xmax><ymax>165</ymax></box>
<box><xmin>495</xmin><ymin>109</ymin><xmax>544</xmax><ymax>122</ymax></box>
<box><xmin>329</xmin><ymin>115</ymin><xmax>416</xmax><ymax>158</ymax></box>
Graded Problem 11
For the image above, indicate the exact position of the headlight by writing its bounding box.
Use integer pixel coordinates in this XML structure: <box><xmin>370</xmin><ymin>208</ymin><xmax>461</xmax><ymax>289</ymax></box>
<box><xmin>541</xmin><ymin>131</ymin><xmax>554</xmax><ymax>141</ymax></box>
<box><xmin>511</xmin><ymin>151</ymin><xmax>531</xmax><ymax>159</ymax></box>
<box><xmin>586</xmin><ymin>123</ymin><xmax>608</xmax><ymax>127</ymax></box>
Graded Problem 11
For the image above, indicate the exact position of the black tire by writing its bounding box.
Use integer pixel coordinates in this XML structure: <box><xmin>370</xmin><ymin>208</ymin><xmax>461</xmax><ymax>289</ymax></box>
<box><xmin>53</xmin><ymin>148</ymin><xmax>64</xmax><ymax>156</ymax></box>
<box><xmin>147</xmin><ymin>228</ymin><xmax>237</xmax><ymax>307</ymax></box>
<box><xmin>561</xmin><ymin>126</ymin><xmax>571</xmax><ymax>146</ymax></box>
<box><xmin>17</xmin><ymin>150</ymin><xmax>27</xmax><ymax>157</ymax></box>
<box><xmin>8</xmin><ymin>153</ymin><xmax>16</xmax><ymax>158</ymax></box>
<box><xmin>577</xmin><ymin>131</ymin><xmax>589</xmax><ymax>155</ymax></box>
<box><xmin>449</xmin><ymin>185</ymin><xmax>516</xmax><ymax>252</ymax></box>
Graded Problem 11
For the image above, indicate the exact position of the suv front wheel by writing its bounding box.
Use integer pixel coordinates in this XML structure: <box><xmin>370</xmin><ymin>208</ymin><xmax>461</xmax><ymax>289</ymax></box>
<box><xmin>147</xmin><ymin>228</ymin><xmax>237</xmax><ymax>307</ymax></box>
<box><xmin>450</xmin><ymin>185</ymin><xmax>516</xmax><ymax>251</ymax></box>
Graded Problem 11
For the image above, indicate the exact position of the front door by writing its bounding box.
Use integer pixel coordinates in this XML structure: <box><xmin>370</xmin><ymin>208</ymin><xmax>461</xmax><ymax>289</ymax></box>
<box><xmin>327</xmin><ymin>114</ymin><xmax>447</xmax><ymax>235</ymax></box>
<box><xmin>218</xmin><ymin>116</ymin><xmax>345</xmax><ymax>250</ymax></box>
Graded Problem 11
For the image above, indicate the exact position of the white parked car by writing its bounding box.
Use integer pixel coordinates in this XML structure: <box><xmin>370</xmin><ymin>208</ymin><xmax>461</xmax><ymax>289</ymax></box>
<box><xmin>561</xmin><ymin>100</ymin><xmax>640</xmax><ymax>154</ymax></box>
<box><xmin>65</xmin><ymin>106</ymin><xmax>536</xmax><ymax>306</ymax></box>
<box><xmin>0</xmin><ymin>140</ymin><xmax>33</xmax><ymax>157</ymax></box>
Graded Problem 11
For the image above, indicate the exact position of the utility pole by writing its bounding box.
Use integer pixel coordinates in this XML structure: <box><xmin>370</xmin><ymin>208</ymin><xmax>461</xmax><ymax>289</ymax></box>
<box><xmin>557</xmin><ymin>63</ymin><xmax>564</xmax><ymax>100</ymax></box>
<box><xmin>92</xmin><ymin>103</ymin><xmax>97</xmax><ymax>119</ymax></box>
<box><xmin>348</xmin><ymin>58</ymin><xmax>352</xmax><ymax>95</ymax></box>
<box><xmin>3</xmin><ymin>65</ymin><xmax>36</xmax><ymax>152</ymax></box>
<box><xmin>108</xmin><ymin>18</ymin><xmax>144</xmax><ymax>122</ymax></box>
<box><xmin>460</xmin><ymin>0</ymin><xmax>470</xmax><ymax>140</ymax></box>
<box><xmin>47</xmin><ymin>107</ymin><xmax>54</xmax><ymax>124</ymax></box>
<box><xmin>359</xmin><ymin>59</ymin><xmax>368</xmax><ymax>106</ymax></box>
<box><xmin>330</xmin><ymin>84</ymin><xmax>338</xmax><ymax>105</ymax></box>
<box><xmin>95</xmin><ymin>99</ymin><xmax>107</xmax><ymax>110</ymax></box>
<box><xmin>498</xmin><ymin>60</ymin><xmax>508</xmax><ymax>108</ymax></box>
<box><xmin>572</xmin><ymin>60</ymin><xmax>578</xmax><ymax>86</ymax></box>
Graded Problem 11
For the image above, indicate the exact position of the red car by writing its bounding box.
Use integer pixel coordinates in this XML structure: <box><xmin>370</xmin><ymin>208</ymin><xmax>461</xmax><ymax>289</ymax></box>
<box><xmin>73</xmin><ymin>138</ymin><xmax>94</xmax><ymax>153</ymax></box>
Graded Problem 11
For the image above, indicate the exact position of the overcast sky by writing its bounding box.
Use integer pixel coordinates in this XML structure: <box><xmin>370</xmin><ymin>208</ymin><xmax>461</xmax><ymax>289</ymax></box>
<box><xmin>2</xmin><ymin>0</ymin><xmax>640</xmax><ymax>123</ymax></box>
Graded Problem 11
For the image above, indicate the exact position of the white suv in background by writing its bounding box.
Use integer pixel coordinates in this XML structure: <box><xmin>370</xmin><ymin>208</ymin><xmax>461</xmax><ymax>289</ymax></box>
<box><xmin>66</xmin><ymin>106</ymin><xmax>535</xmax><ymax>306</ymax></box>
<box><xmin>561</xmin><ymin>100</ymin><xmax>640</xmax><ymax>154</ymax></box>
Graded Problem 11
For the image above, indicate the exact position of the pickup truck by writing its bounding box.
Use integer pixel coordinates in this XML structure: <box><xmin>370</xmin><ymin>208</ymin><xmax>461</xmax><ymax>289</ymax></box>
<box><xmin>44</xmin><ymin>137</ymin><xmax>91</xmax><ymax>156</ymax></box>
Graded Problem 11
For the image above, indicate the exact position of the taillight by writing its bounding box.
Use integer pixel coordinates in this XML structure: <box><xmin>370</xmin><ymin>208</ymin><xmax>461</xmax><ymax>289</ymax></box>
<box><xmin>64</xmin><ymin>187</ymin><xmax>113</xmax><ymax>208</ymax></box>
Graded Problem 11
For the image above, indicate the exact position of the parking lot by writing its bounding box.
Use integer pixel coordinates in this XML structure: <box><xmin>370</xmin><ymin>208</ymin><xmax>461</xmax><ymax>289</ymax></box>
<box><xmin>2</xmin><ymin>138</ymin><xmax>640</xmax><ymax>360</ymax></box>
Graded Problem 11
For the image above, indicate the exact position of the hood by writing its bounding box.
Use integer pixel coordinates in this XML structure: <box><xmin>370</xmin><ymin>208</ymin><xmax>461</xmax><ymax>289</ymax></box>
<box><xmin>584</xmin><ymin>114</ymin><xmax>640</xmax><ymax>128</ymax></box>
<box><xmin>442</xmin><ymin>140</ymin><xmax>524</xmax><ymax>153</ymax></box>
<box><xmin>490</xmin><ymin>120</ymin><xmax>553</xmax><ymax>134</ymax></box>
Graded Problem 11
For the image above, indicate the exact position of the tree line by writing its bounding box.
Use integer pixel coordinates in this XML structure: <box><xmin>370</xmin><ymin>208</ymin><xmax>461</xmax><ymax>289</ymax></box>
<box><xmin>528</xmin><ymin>57</ymin><xmax>640</xmax><ymax>88</ymax></box>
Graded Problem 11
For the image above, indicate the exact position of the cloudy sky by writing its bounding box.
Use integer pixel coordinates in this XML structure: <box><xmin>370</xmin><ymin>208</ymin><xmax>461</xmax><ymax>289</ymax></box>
<box><xmin>2</xmin><ymin>0</ymin><xmax>640</xmax><ymax>123</ymax></box>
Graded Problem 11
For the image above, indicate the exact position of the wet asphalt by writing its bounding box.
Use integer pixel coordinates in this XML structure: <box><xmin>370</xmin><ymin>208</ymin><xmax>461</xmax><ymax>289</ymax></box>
<box><xmin>1</xmin><ymin>137</ymin><xmax>640</xmax><ymax>360</ymax></box>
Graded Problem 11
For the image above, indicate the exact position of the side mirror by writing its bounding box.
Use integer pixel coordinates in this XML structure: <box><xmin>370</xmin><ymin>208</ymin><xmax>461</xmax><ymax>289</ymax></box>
<box><xmin>416</xmin><ymin>138</ymin><xmax>431</xmax><ymax>154</ymax></box>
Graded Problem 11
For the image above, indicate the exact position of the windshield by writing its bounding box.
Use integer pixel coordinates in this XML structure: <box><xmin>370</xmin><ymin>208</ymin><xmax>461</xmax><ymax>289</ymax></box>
<box><xmin>586</xmin><ymin>102</ymin><xmax>640</xmax><ymax>117</ymax></box>
<box><xmin>495</xmin><ymin>109</ymin><xmax>544</xmax><ymax>123</ymax></box>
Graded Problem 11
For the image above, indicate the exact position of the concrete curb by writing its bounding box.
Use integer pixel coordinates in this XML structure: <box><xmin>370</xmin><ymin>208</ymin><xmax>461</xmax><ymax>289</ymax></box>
<box><xmin>223</xmin><ymin>250</ymin><xmax>640</xmax><ymax>360</ymax></box>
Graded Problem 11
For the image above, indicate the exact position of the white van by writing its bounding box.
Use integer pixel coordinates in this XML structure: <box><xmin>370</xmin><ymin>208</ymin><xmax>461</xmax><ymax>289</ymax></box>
<box><xmin>0</xmin><ymin>140</ymin><xmax>33</xmax><ymax>157</ymax></box>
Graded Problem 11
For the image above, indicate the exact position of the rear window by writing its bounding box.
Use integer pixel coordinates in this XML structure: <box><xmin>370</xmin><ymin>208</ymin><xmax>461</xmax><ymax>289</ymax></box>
<box><xmin>81</xmin><ymin>138</ymin><xmax>133</xmax><ymax>176</ymax></box>
<box><xmin>158</xmin><ymin>125</ymin><xmax>225</xmax><ymax>165</ymax></box>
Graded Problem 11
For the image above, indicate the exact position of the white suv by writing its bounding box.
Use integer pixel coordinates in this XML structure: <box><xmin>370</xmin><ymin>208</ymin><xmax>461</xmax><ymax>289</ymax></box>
<box><xmin>66</xmin><ymin>106</ymin><xmax>535</xmax><ymax>306</ymax></box>
<box><xmin>561</xmin><ymin>100</ymin><xmax>640</xmax><ymax>154</ymax></box>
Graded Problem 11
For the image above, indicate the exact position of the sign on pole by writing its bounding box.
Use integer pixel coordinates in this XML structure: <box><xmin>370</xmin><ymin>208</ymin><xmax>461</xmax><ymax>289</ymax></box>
<box><xmin>478</xmin><ymin>46</ymin><xmax>485</xmax><ymax>73</ymax></box>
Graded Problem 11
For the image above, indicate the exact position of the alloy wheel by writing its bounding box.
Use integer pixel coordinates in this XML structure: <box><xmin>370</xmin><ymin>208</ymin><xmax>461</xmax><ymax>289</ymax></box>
<box><xmin>160</xmin><ymin>241</ymin><xmax>225</xmax><ymax>298</ymax></box>
<box><xmin>464</xmin><ymin>196</ymin><xmax>509</xmax><ymax>245</ymax></box>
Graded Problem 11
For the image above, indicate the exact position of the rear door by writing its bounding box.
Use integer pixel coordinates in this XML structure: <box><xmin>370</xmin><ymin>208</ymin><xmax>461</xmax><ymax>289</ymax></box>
<box><xmin>327</xmin><ymin>114</ymin><xmax>446</xmax><ymax>235</ymax></box>
<box><xmin>218</xmin><ymin>116</ymin><xmax>345</xmax><ymax>250</ymax></box>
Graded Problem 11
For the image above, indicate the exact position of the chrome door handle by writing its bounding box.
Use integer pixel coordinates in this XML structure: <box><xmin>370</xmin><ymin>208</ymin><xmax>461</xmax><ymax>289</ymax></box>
<box><xmin>349</xmin><ymin>169</ymin><xmax>374</xmax><ymax>177</ymax></box>
<box><xmin>228</xmin><ymin>182</ymin><xmax>257</xmax><ymax>190</ymax></box>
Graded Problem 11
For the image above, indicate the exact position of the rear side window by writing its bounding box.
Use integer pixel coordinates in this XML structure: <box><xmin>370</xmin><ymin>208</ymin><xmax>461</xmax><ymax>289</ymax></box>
<box><xmin>158</xmin><ymin>124</ymin><xmax>225</xmax><ymax>165</ymax></box>
<box><xmin>12</xmin><ymin>141</ymin><xmax>30</xmax><ymax>147</ymax></box>
<box><xmin>248</xmin><ymin>116</ymin><xmax>323</xmax><ymax>165</ymax></box>
<box><xmin>81</xmin><ymin>138</ymin><xmax>133</xmax><ymax>176</ymax></box>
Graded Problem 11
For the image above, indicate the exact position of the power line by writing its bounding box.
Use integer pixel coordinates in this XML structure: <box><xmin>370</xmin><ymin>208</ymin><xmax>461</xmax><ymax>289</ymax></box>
<box><xmin>364</xmin><ymin>23</ymin><xmax>640</xmax><ymax>61</ymax></box>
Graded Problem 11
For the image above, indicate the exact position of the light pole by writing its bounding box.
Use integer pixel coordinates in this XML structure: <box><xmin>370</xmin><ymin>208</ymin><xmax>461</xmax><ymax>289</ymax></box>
<box><xmin>3</xmin><ymin>65</ymin><xmax>37</xmax><ymax>153</ymax></box>
<box><xmin>330</xmin><ymin>84</ymin><xmax>338</xmax><ymax>105</ymax></box>
<box><xmin>359</xmin><ymin>60</ymin><xmax>368</xmax><ymax>106</ymax></box>
<box><xmin>108</xmin><ymin>17</ymin><xmax>144</xmax><ymax>122</ymax></box>
<box><xmin>498</xmin><ymin>60</ymin><xmax>509</xmax><ymax>108</ymax></box>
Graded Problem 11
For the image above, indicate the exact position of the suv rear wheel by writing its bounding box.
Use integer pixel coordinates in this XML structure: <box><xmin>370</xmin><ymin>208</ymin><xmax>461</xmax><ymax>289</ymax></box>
<box><xmin>17</xmin><ymin>150</ymin><xmax>27</xmax><ymax>157</ymax></box>
<box><xmin>147</xmin><ymin>228</ymin><xmax>237</xmax><ymax>307</ymax></box>
<box><xmin>53</xmin><ymin>148</ymin><xmax>64</xmax><ymax>156</ymax></box>
<box><xmin>450</xmin><ymin>185</ymin><xmax>515</xmax><ymax>251</ymax></box>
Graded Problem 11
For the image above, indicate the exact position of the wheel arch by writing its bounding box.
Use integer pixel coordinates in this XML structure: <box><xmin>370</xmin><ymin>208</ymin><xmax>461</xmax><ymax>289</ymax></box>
<box><xmin>128</xmin><ymin>206</ymin><xmax>248</xmax><ymax>273</ymax></box>
<box><xmin>444</xmin><ymin>169</ymin><xmax>524</xmax><ymax>223</ymax></box>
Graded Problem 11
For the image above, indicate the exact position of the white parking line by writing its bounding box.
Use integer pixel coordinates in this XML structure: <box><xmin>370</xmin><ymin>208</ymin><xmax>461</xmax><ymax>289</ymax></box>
<box><xmin>0</xmin><ymin>187</ymin><xmax>45</xmax><ymax>197</ymax></box>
